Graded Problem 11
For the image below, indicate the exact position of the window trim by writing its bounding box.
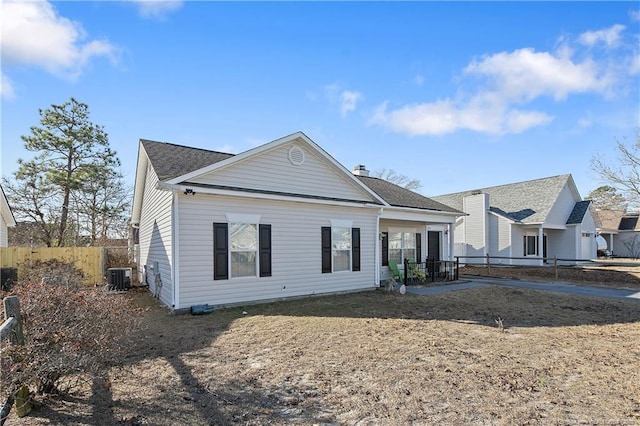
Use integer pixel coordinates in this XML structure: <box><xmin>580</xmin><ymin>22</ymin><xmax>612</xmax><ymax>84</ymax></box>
<box><xmin>388</xmin><ymin>231</ymin><xmax>419</xmax><ymax>265</ymax></box>
<box><xmin>213</xmin><ymin>221</ymin><xmax>271</xmax><ymax>280</ymax></box>
<box><xmin>524</xmin><ymin>235</ymin><xmax>538</xmax><ymax>256</ymax></box>
<box><xmin>229</xmin><ymin>222</ymin><xmax>258</xmax><ymax>278</ymax></box>
<box><xmin>321</xmin><ymin>224</ymin><xmax>360</xmax><ymax>273</ymax></box>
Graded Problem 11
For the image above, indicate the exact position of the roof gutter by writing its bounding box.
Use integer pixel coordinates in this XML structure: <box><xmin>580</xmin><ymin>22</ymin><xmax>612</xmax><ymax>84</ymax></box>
<box><xmin>156</xmin><ymin>182</ymin><xmax>383</xmax><ymax>209</ymax></box>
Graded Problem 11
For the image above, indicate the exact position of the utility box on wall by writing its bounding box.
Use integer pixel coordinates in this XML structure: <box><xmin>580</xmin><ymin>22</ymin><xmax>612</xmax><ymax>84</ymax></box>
<box><xmin>107</xmin><ymin>267</ymin><xmax>132</xmax><ymax>291</ymax></box>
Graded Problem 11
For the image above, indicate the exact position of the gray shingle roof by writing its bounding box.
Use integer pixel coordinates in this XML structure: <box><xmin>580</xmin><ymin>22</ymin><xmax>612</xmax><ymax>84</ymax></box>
<box><xmin>619</xmin><ymin>215</ymin><xmax>640</xmax><ymax>231</ymax></box>
<box><xmin>141</xmin><ymin>139</ymin><xmax>234</xmax><ymax>181</ymax></box>
<box><xmin>141</xmin><ymin>139</ymin><xmax>460</xmax><ymax>214</ymax></box>
<box><xmin>566</xmin><ymin>200</ymin><xmax>591</xmax><ymax>225</ymax></box>
<box><xmin>432</xmin><ymin>175</ymin><xmax>573</xmax><ymax>224</ymax></box>
<box><xmin>594</xmin><ymin>209</ymin><xmax>624</xmax><ymax>230</ymax></box>
<box><xmin>356</xmin><ymin>176</ymin><xmax>462</xmax><ymax>213</ymax></box>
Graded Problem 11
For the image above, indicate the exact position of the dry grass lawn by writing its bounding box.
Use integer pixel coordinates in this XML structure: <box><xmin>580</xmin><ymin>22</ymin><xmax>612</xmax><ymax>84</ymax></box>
<box><xmin>6</xmin><ymin>282</ymin><xmax>640</xmax><ymax>425</ymax></box>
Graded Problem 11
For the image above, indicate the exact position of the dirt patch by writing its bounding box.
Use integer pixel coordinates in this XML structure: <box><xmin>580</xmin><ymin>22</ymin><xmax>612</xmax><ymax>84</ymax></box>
<box><xmin>5</xmin><ymin>285</ymin><xmax>640</xmax><ymax>425</ymax></box>
<box><xmin>461</xmin><ymin>263</ymin><xmax>640</xmax><ymax>290</ymax></box>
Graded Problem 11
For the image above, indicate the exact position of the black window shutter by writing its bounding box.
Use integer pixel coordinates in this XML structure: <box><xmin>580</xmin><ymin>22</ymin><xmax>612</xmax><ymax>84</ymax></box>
<box><xmin>259</xmin><ymin>224</ymin><xmax>272</xmax><ymax>277</ymax></box>
<box><xmin>213</xmin><ymin>223</ymin><xmax>228</xmax><ymax>280</ymax></box>
<box><xmin>381</xmin><ymin>232</ymin><xmax>389</xmax><ymax>266</ymax></box>
<box><xmin>321</xmin><ymin>227</ymin><xmax>332</xmax><ymax>273</ymax></box>
<box><xmin>352</xmin><ymin>228</ymin><xmax>361</xmax><ymax>272</ymax></box>
<box><xmin>523</xmin><ymin>236</ymin><xmax>527</xmax><ymax>255</ymax></box>
<box><xmin>416</xmin><ymin>233</ymin><xmax>422</xmax><ymax>262</ymax></box>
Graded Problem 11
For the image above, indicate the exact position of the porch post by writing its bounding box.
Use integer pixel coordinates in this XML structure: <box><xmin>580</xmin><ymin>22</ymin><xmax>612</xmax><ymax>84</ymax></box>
<box><xmin>538</xmin><ymin>226</ymin><xmax>544</xmax><ymax>266</ymax></box>
<box><xmin>609</xmin><ymin>233</ymin><xmax>614</xmax><ymax>256</ymax></box>
<box><xmin>375</xmin><ymin>209</ymin><xmax>382</xmax><ymax>286</ymax></box>
<box><xmin>448</xmin><ymin>223</ymin><xmax>454</xmax><ymax>261</ymax></box>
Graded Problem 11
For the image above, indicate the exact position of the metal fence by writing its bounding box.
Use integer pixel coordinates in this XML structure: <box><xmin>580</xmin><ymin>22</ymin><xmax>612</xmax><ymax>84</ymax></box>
<box><xmin>402</xmin><ymin>258</ymin><xmax>459</xmax><ymax>285</ymax></box>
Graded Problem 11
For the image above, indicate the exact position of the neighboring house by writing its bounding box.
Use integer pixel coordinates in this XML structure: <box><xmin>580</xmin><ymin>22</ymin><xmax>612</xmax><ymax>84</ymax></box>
<box><xmin>595</xmin><ymin>210</ymin><xmax>640</xmax><ymax>258</ymax></box>
<box><xmin>131</xmin><ymin>132</ymin><xmax>462</xmax><ymax>311</ymax></box>
<box><xmin>0</xmin><ymin>185</ymin><xmax>17</xmax><ymax>247</ymax></box>
<box><xmin>433</xmin><ymin>175</ymin><xmax>597</xmax><ymax>265</ymax></box>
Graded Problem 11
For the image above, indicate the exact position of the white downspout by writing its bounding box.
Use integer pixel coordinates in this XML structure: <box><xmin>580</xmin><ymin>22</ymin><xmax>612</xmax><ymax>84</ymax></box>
<box><xmin>172</xmin><ymin>190</ymin><xmax>180</xmax><ymax>310</ymax></box>
<box><xmin>375</xmin><ymin>208</ymin><xmax>383</xmax><ymax>286</ymax></box>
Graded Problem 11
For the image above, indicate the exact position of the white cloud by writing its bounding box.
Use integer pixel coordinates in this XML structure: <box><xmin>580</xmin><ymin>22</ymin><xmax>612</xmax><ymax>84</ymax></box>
<box><xmin>371</xmin><ymin>24</ymin><xmax>635</xmax><ymax>137</ymax></box>
<box><xmin>340</xmin><ymin>91</ymin><xmax>363</xmax><ymax>117</ymax></box>
<box><xmin>414</xmin><ymin>74</ymin><xmax>424</xmax><ymax>86</ymax></box>
<box><xmin>578</xmin><ymin>24</ymin><xmax>625</xmax><ymax>48</ymax></box>
<box><xmin>1</xmin><ymin>0</ymin><xmax>118</xmax><ymax>81</ymax></box>
<box><xmin>464</xmin><ymin>48</ymin><xmax>608</xmax><ymax>101</ymax></box>
<box><xmin>1</xmin><ymin>72</ymin><xmax>15</xmax><ymax>100</ymax></box>
<box><xmin>631</xmin><ymin>10</ymin><xmax>640</xmax><ymax>22</ymax></box>
<box><xmin>577</xmin><ymin>117</ymin><xmax>592</xmax><ymax>129</ymax></box>
<box><xmin>369</xmin><ymin>98</ymin><xmax>552</xmax><ymax>136</ymax></box>
<box><xmin>130</xmin><ymin>0</ymin><xmax>183</xmax><ymax>19</ymax></box>
<box><xmin>324</xmin><ymin>84</ymin><xmax>363</xmax><ymax>117</ymax></box>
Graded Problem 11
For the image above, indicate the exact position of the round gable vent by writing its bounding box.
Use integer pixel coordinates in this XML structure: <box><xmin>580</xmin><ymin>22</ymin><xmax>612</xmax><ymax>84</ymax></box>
<box><xmin>288</xmin><ymin>145</ymin><xmax>305</xmax><ymax>166</ymax></box>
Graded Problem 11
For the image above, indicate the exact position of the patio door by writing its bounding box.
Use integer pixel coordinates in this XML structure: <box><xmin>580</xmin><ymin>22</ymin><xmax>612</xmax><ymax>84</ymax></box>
<box><xmin>428</xmin><ymin>231</ymin><xmax>441</xmax><ymax>261</ymax></box>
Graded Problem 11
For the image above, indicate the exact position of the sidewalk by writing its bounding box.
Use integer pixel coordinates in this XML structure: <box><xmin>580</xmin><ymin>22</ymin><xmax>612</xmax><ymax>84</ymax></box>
<box><xmin>405</xmin><ymin>277</ymin><xmax>640</xmax><ymax>302</ymax></box>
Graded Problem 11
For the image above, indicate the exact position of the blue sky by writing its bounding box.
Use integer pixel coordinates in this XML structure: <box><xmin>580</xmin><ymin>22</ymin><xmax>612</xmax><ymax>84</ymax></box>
<box><xmin>2</xmin><ymin>1</ymin><xmax>639</xmax><ymax>199</ymax></box>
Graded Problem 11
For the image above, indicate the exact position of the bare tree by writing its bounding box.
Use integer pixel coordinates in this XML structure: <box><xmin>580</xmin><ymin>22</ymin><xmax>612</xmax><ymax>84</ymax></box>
<box><xmin>585</xmin><ymin>186</ymin><xmax>628</xmax><ymax>211</ymax></box>
<box><xmin>591</xmin><ymin>128</ymin><xmax>640</xmax><ymax>208</ymax></box>
<box><xmin>373</xmin><ymin>169</ymin><xmax>422</xmax><ymax>191</ymax></box>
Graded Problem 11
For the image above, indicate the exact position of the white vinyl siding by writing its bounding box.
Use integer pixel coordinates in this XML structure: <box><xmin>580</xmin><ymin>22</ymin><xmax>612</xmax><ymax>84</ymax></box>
<box><xmin>488</xmin><ymin>214</ymin><xmax>512</xmax><ymax>264</ymax></box>
<box><xmin>189</xmin><ymin>144</ymin><xmax>375</xmax><ymax>203</ymax></box>
<box><xmin>176</xmin><ymin>193</ymin><xmax>377</xmax><ymax>309</ymax></box>
<box><xmin>462</xmin><ymin>193</ymin><xmax>489</xmax><ymax>259</ymax></box>
<box><xmin>545</xmin><ymin>184</ymin><xmax>577</xmax><ymax>228</ymax></box>
<box><xmin>0</xmin><ymin>214</ymin><xmax>7</xmax><ymax>247</ymax></box>
<box><xmin>137</xmin><ymin>163</ymin><xmax>174</xmax><ymax>307</ymax></box>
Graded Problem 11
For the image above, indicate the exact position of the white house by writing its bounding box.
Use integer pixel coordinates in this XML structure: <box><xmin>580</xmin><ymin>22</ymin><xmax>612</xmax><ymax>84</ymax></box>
<box><xmin>131</xmin><ymin>132</ymin><xmax>462</xmax><ymax>311</ymax></box>
<box><xmin>595</xmin><ymin>210</ymin><xmax>640</xmax><ymax>258</ymax></box>
<box><xmin>0</xmin><ymin>185</ymin><xmax>16</xmax><ymax>247</ymax></box>
<box><xmin>433</xmin><ymin>175</ymin><xmax>597</xmax><ymax>265</ymax></box>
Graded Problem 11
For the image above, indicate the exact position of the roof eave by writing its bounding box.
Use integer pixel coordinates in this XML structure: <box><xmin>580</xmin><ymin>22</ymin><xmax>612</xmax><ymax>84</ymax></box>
<box><xmin>131</xmin><ymin>142</ymin><xmax>150</xmax><ymax>225</ymax></box>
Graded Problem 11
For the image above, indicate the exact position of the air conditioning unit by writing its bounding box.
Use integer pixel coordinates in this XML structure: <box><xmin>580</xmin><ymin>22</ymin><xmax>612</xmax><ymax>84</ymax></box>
<box><xmin>107</xmin><ymin>268</ymin><xmax>132</xmax><ymax>291</ymax></box>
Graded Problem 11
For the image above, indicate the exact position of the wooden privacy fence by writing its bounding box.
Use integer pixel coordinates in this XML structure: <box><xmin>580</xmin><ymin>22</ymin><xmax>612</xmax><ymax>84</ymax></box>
<box><xmin>0</xmin><ymin>247</ymin><xmax>104</xmax><ymax>285</ymax></box>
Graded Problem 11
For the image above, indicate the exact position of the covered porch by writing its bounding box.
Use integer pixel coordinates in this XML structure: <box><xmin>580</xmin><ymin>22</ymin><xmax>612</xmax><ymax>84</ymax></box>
<box><xmin>377</xmin><ymin>215</ymin><xmax>456</xmax><ymax>284</ymax></box>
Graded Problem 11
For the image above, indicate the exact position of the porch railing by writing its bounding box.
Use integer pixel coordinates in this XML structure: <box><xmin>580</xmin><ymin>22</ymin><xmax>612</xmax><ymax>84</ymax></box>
<box><xmin>402</xmin><ymin>258</ymin><xmax>459</xmax><ymax>285</ymax></box>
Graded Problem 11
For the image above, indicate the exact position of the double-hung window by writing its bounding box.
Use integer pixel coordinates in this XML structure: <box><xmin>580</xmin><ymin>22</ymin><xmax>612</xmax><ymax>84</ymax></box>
<box><xmin>387</xmin><ymin>232</ymin><xmax>419</xmax><ymax>264</ymax></box>
<box><xmin>230</xmin><ymin>223</ymin><xmax>257</xmax><ymax>277</ymax></box>
<box><xmin>321</xmin><ymin>222</ymin><xmax>360</xmax><ymax>273</ymax></box>
<box><xmin>524</xmin><ymin>235</ymin><xmax>538</xmax><ymax>256</ymax></box>
<box><xmin>214</xmin><ymin>220</ymin><xmax>271</xmax><ymax>280</ymax></box>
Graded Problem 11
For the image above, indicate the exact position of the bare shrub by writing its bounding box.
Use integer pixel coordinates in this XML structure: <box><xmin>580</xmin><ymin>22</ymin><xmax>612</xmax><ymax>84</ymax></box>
<box><xmin>105</xmin><ymin>247</ymin><xmax>136</xmax><ymax>268</ymax></box>
<box><xmin>18</xmin><ymin>259</ymin><xmax>85</xmax><ymax>288</ymax></box>
<box><xmin>1</xmin><ymin>280</ymin><xmax>141</xmax><ymax>400</ymax></box>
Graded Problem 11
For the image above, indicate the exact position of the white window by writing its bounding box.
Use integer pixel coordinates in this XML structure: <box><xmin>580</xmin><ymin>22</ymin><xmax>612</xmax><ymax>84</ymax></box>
<box><xmin>524</xmin><ymin>235</ymin><xmax>538</xmax><ymax>256</ymax></box>
<box><xmin>230</xmin><ymin>223</ymin><xmax>257</xmax><ymax>277</ymax></box>
<box><xmin>332</xmin><ymin>226</ymin><xmax>351</xmax><ymax>272</ymax></box>
<box><xmin>389</xmin><ymin>232</ymin><xmax>416</xmax><ymax>265</ymax></box>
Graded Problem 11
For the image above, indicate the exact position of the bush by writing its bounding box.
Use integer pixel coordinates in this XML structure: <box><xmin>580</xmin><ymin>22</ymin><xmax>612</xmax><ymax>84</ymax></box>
<box><xmin>1</xmin><ymin>280</ymin><xmax>141</xmax><ymax>399</ymax></box>
<box><xmin>18</xmin><ymin>259</ymin><xmax>85</xmax><ymax>288</ymax></box>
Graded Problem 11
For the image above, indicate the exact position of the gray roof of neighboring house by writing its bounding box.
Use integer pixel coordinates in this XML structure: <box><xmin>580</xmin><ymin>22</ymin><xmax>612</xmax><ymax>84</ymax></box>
<box><xmin>619</xmin><ymin>214</ymin><xmax>640</xmax><ymax>231</ymax></box>
<box><xmin>566</xmin><ymin>200</ymin><xmax>591</xmax><ymax>225</ymax></box>
<box><xmin>356</xmin><ymin>176</ymin><xmax>462</xmax><ymax>213</ymax></box>
<box><xmin>141</xmin><ymin>139</ymin><xmax>234</xmax><ymax>181</ymax></box>
<box><xmin>141</xmin><ymin>139</ymin><xmax>458</xmax><ymax>213</ymax></box>
<box><xmin>432</xmin><ymin>174</ymin><xmax>574</xmax><ymax>224</ymax></box>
